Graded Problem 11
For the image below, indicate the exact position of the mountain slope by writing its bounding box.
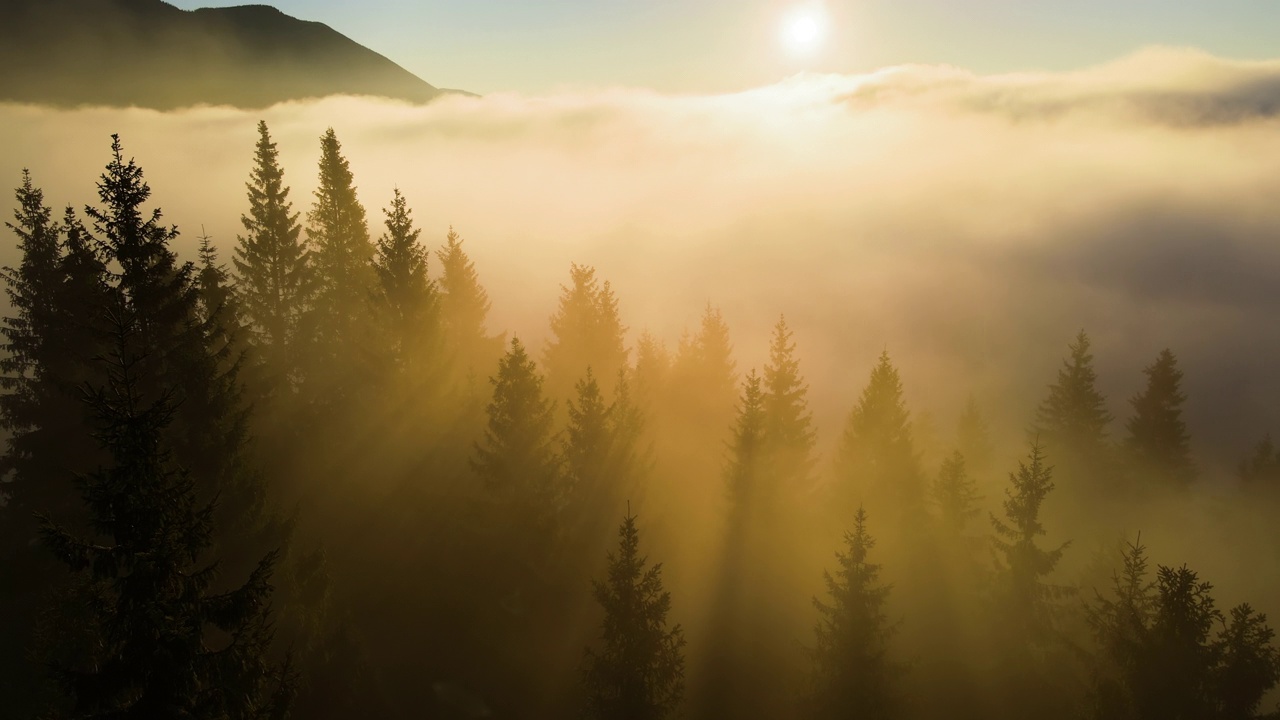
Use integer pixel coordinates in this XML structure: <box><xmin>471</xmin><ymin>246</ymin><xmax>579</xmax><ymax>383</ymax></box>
<box><xmin>0</xmin><ymin>0</ymin><xmax>453</xmax><ymax>109</ymax></box>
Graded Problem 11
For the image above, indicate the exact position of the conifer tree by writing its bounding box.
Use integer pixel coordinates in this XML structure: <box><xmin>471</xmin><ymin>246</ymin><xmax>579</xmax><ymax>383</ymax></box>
<box><xmin>38</xmin><ymin>308</ymin><xmax>292</xmax><ymax>719</ymax></box>
<box><xmin>835</xmin><ymin>352</ymin><xmax>923</xmax><ymax>519</ymax></box>
<box><xmin>544</xmin><ymin>263</ymin><xmax>628</xmax><ymax>404</ymax></box>
<box><xmin>631</xmin><ymin>330</ymin><xmax>670</xmax><ymax>414</ymax></box>
<box><xmin>1035</xmin><ymin>331</ymin><xmax>1113</xmax><ymax>495</ymax></box>
<box><xmin>472</xmin><ymin>338</ymin><xmax>560</xmax><ymax>522</ymax></box>
<box><xmin>990</xmin><ymin>441</ymin><xmax>1071</xmax><ymax>644</ymax></box>
<box><xmin>1088</xmin><ymin>541</ymin><xmax>1280</xmax><ymax>720</ymax></box>
<box><xmin>932</xmin><ymin>451</ymin><xmax>982</xmax><ymax>540</ymax></box>
<box><xmin>304</xmin><ymin>128</ymin><xmax>375</xmax><ymax>400</ymax></box>
<box><xmin>436</xmin><ymin>227</ymin><xmax>501</xmax><ymax>382</ymax></box>
<box><xmin>807</xmin><ymin>506</ymin><xmax>903</xmax><ymax>720</ymax></box>
<box><xmin>762</xmin><ymin>315</ymin><xmax>816</xmax><ymax>489</ymax></box>
<box><xmin>1124</xmin><ymin>349</ymin><xmax>1195</xmax><ymax>488</ymax></box>
<box><xmin>670</xmin><ymin>303</ymin><xmax>737</xmax><ymax>433</ymax></box>
<box><xmin>372</xmin><ymin>188</ymin><xmax>437</xmax><ymax>372</ymax></box>
<box><xmin>84</xmin><ymin>136</ymin><xmax>258</xmax><ymax>532</ymax></box>
<box><xmin>583</xmin><ymin>511</ymin><xmax>685</xmax><ymax>720</ymax></box>
<box><xmin>197</xmin><ymin>230</ymin><xmax>235</xmax><ymax>327</ymax></box>
<box><xmin>1</xmin><ymin>174</ymin><xmax>103</xmax><ymax>526</ymax></box>
<box><xmin>233</xmin><ymin>121</ymin><xmax>311</xmax><ymax>385</ymax></box>
<box><xmin>1238</xmin><ymin>436</ymin><xmax>1280</xmax><ymax>490</ymax></box>
<box><xmin>724</xmin><ymin>371</ymin><xmax>767</xmax><ymax>522</ymax></box>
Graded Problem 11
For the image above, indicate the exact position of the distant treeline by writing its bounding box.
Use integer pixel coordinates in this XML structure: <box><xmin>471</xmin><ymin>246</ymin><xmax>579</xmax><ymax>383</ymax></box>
<box><xmin>2</xmin><ymin>125</ymin><xmax>1279</xmax><ymax>720</ymax></box>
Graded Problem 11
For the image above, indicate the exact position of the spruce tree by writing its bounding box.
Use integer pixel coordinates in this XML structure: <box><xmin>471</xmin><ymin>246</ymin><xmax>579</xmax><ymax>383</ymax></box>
<box><xmin>472</xmin><ymin>338</ymin><xmax>560</xmax><ymax>525</ymax></box>
<box><xmin>932</xmin><ymin>450</ymin><xmax>982</xmax><ymax>540</ymax></box>
<box><xmin>84</xmin><ymin>136</ymin><xmax>260</xmax><ymax>534</ymax></box>
<box><xmin>1035</xmin><ymin>331</ymin><xmax>1114</xmax><ymax>500</ymax></box>
<box><xmin>761</xmin><ymin>315</ymin><xmax>815</xmax><ymax>490</ymax></box>
<box><xmin>233</xmin><ymin>121</ymin><xmax>311</xmax><ymax>386</ymax></box>
<box><xmin>544</xmin><ymin>263</ymin><xmax>628</xmax><ymax>405</ymax></box>
<box><xmin>990</xmin><ymin>441</ymin><xmax>1071</xmax><ymax>644</ymax></box>
<box><xmin>669</xmin><ymin>303</ymin><xmax>737</xmax><ymax>435</ymax></box>
<box><xmin>631</xmin><ymin>330</ymin><xmax>670</xmax><ymax>413</ymax></box>
<box><xmin>835</xmin><ymin>352</ymin><xmax>923</xmax><ymax>520</ymax></box>
<box><xmin>1238</xmin><ymin>436</ymin><xmax>1280</xmax><ymax>490</ymax></box>
<box><xmin>372</xmin><ymin>188</ymin><xmax>438</xmax><ymax>372</ymax></box>
<box><xmin>38</xmin><ymin>309</ymin><xmax>292</xmax><ymax>719</ymax></box>
<box><xmin>1124</xmin><ymin>349</ymin><xmax>1195</xmax><ymax>488</ymax></box>
<box><xmin>562</xmin><ymin>369</ymin><xmax>647</xmax><ymax>543</ymax></box>
<box><xmin>435</xmin><ymin>227</ymin><xmax>501</xmax><ymax>384</ymax></box>
<box><xmin>1</xmin><ymin>174</ymin><xmax>103</xmax><ymax>526</ymax></box>
<box><xmin>582</xmin><ymin>511</ymin><xmax>685</xmax><ymax>720</ymax></box>
<box><xmin>1087</xmin><ymin>542</ymin><xmax>1280</xmax><ymax>720</ymax></box>
<box><xmin>304</xmin><ymin>128</ymin><xmax>375</xmax><ymax>402</ymax></box>
<box><xmin>807</xmin><ymin>506</ymin><xmax>903</xmax><ymax>720</ymax></box>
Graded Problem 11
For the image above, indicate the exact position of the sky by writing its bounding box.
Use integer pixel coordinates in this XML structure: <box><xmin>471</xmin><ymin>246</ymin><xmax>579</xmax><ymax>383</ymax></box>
<box><xmin>165</xmin><ymin>0</ymin><xmax>1280</xmax><ymax>94</ymax></box>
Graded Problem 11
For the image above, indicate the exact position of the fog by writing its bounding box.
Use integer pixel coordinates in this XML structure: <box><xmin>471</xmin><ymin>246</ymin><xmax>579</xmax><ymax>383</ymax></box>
<box><xmin>5</xmin><ymin>45</ymin><xmax>1280</xmax><ymax>719</ymax></box>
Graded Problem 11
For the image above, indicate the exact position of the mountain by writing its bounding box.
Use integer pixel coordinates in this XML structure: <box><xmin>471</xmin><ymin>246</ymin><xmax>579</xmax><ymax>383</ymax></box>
<box><xmin>0</xmin><ymin>0</ymin><xmax>457</xmax><ymax>109</ymax></box>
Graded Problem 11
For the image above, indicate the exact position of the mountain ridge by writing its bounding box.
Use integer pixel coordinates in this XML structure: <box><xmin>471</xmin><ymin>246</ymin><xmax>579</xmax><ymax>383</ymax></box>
<box><xmin>0</xmin><ymin>0</ymin><xmax>462</xmax><ymax>109</ymax></box>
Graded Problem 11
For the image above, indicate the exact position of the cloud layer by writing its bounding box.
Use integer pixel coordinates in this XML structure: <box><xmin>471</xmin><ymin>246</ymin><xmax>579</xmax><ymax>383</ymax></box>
<box><xmin>4</xmin><ymin>46</ymin><xmax>1280</xmax><ymax>470</ymax></box>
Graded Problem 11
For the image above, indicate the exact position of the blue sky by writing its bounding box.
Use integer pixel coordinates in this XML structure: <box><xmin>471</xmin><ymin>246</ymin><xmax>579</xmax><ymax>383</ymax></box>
<box><xmin>169</xmin><ymin>0</ymin><xmax>1280</xmax><ymax>93</ymax></box>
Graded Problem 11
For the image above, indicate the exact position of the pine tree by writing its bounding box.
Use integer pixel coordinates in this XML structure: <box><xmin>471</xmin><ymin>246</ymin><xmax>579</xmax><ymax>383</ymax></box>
<box><xmin>544</xmin><ymin>263</ymin><xmax>628</xmax><ymax>405</ymax></box>
<box><xmin>84</xmin><ymin>136</ymin><xmax>259</xmax><ymax>533</ymax></box>
<box><xmin>304</xmin><ymin>127</ymin><xmax>375</xmax><ymax>401</ymax></box>
<box><xmin>38</xmin><ymin>309</ymin><xmax>293</xmax><ymax>719</ymax></box>
<box><xmin>372</xmin><ymin>188</ymin><xmax>438</xmax><ymax>372</ymax></box>
<box><xmin>233</xmin><ymin>121</ymin><xmax>311</xmax><ymax>386</ymax></box>
<box><xmin>1215</xmin><ymin>604</ymin><xmax>1280</xmax><ymax>720</ymax></box>
<box><xmin>670</xmin><ymin>303</ymin><xmax>737</xmax><ymax>435</ymax></box>
<box><xmin>1</xmin><ymin>174</ymin><xmax>103</xmax><ymax>525</ymax></box>
<box><xmin>807</xmin><ymin>506</ymin><xmax>903</xmax><ymax>720</ymax></box>
<box><xmin>631</xmin><ymin>330</ymin><xmax>670</xmax><ymax>414</ymax></box>
<box><xmin>1035</xmin><ymin>331</ymin><xmax>1113</xmax><ymax>493</ymax></box>
<box><xmin>583</xmin><ymin>511</ymin><xmax>685</xmax><ymax>720</ymax></box>
<box><xmin>436</xmin><ymin>227</ymin><xmax>501</xmax><ymax>383</ymax></box>
<box><xmin>1087</xmin><ymin>542</ymin><xmax>1280</xmax><ymax>720</ymax></box>
<box><xmin>932</xmin><ymin>451</ymin><xmax>982</xmax><ymax>540</ymax></box>
<box><xmin>835</xmin><ymin>352</ymin><xmax>923</xmax><ymax>519</ymax></box>
<box><xmin>196</xmin><ymin>229</ymin><xmax>235</xmax><ymax>328</ymax></box>
<box><xmin>761</xmin><ymin>315</ymin><xmax>815</xmax><ymax>490</ymax></box>
<box><xmin>724</xmin><ymin>371</ymin><xmax>767</xmax><ymax>523</ymax></box>
<box><xmin>990</xmin><ymin>441</ymin><xmax>1071</xmax><ymax>645</ymax></box>
<box><xmin>1237</xmin><ymin>436</ymin><xmax>1280</xmax><ymax>490</ymax></box>
<box><xmin>472</xmin><ymin>338</ymin><xmax>560</xmax><ymax>522</ymax></box>
<box><xmin>1086</xmin><ymin>538</ymin><xmax>1156</xmax><ymax>720</ymax></box>
<box><xmin>1125</xmin><ymin>349</ymin><xmax>1195</xmax><ymax>488</ymax></box>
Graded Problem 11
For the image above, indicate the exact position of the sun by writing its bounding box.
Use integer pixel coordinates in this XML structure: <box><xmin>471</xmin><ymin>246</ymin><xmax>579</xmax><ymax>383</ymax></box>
<box><xmin>781</xmin><ymin>5</ymin><xmax>828</xmax><ymax>56</ymax></box>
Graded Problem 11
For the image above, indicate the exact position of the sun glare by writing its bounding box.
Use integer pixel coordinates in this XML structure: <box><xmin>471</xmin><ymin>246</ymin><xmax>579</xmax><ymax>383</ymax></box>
<box><xmin>782</xmin><ymin>5</ymin><xmax>827</xmax><ymax>57</ymax></box>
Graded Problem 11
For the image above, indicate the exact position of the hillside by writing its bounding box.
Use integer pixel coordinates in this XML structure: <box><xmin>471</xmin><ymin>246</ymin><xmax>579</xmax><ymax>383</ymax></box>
<box><xmin>0</xmin><ymin>0</ymin><xmax>454</xmax><ymax>109</ymax></box>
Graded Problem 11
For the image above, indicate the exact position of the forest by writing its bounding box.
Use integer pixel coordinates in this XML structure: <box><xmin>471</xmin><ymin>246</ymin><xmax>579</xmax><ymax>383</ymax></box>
<box><xmin>2</xmin><ymin>122</ymin><xmax>1280</xmax><ymax>720</ymax></box>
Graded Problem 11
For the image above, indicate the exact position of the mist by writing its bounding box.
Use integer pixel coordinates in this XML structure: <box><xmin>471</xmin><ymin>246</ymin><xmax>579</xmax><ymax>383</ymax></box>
<box><xmin>5</xmin><ymin>45</ymin><xmax>1280</xmax><ymax>719</ymax></box>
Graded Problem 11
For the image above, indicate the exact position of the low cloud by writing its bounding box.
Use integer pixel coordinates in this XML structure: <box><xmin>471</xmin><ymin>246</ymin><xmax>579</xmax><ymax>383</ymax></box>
<box><xmin>3</xmin><ymin>46</ymin><xmax>1280</xmax><ymax>470</ymax></box>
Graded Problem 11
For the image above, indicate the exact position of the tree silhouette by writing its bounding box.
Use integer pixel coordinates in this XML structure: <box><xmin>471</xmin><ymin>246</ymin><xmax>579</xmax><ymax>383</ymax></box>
<box><xmin>435</xmin><ymin>226</ymin><xmax>502</xmax><ymax>384</ymax></box>
<box><xmin>990</xmin><ymin>441</ymin><xmax>1071</xmax><ymax>644</ymax></box>
<box><xmin>372</xmin><ymin>187</ymin><xmax>438</xmax><ymax>373</ymax></box>
<box><xmin>304</xmin><ymin>127</ymin><xmax>374</xmax><ymax>403</ymax></box>
<box><xmin>932</xmin><ymin>450</ymin><xmax>982</xmax><ymax>541</ymax></box>
<box><xmin>807</xmin><ymin>506</ymin><xmax>903</xmax><ymax>720</ymax></box>
<box><xmin>762</xmin><ymin>315</ymin><xmax>816</xmax><ymax>491</ymax></box>
<box><xmin>1125</xmin><ymin>349</ymin><xmax>1195</xmax><ymax>488</ymax></box>
<box><xmin>582</xmin><ymin>511</ymin><xmax>685</xmax><ymax>720</ymax></box>
<box><xmin>38</xmin><ymin>307</ymin><xmax>293</xmax><ymax>719</ymax></box>
<box><xmin>544</xmin><ymin>263</ymin><xmax>627</xmax><ymax>405</ymax></box>
<box><xmin>233</xmin><ymin>121</ymin><xmax>311</xmax><ymax>388</ymax></box>
<box><xmin>473</xmin><ymin>338</ymin><xmax>560</xmax><ymax>523</ymax></box>
<box><xmin>836</xmin><ymin>352</ymin><xmax>923</xmax><ymax>519</ymax></box>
